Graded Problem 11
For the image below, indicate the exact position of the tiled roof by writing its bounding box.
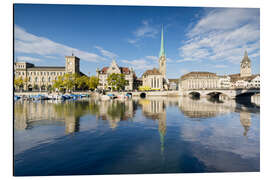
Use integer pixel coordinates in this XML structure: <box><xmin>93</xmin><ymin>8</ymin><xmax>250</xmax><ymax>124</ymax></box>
<box><xmin>229</xmin><ymin>74</ymin><xmax>259</xmax><ymax>83</ymax></box>
<box><xmin>180</xmin><ymin>71</ymin><xmax>217</xmax><ymax>80</ymax></box>
<box><xmin>99</xmin><ymin>67</ymin><xmax>109</xmax><ymax>74</ymax></box>
<box><xmin>142</xmin><ymin>68</ymin><xmax>161</xmax><ymax>76</ymax></box>
<box><xmin>120</xmin><ymin>67</ymin><xmax>130</xmax><ymax>74</ymax></box>
<box><xmin>98</xmin><ymin>66</ymin><xmax>132</xmax><ymax>75</ymax></box>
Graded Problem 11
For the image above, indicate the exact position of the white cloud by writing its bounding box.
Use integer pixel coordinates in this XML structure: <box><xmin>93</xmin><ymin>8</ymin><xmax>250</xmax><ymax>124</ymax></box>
<box><xmin>213</xmin><ymin>64</ymin><xmax>228</xmax><ymax>68</ymax></box>
<box><xmin>188</xmin><ymin>8</ymin><xmax>259</xmax><ymax>37</ymax></box>
<box><xmin>145</xmin><ymin>56</ymin><xmax>158</xmax><ymax>61</ymax></box>
<box><xmin>180</xmin><ymin>69</ymin><xmax>189</xmax><ymax>75</ymax></box>
<box><xmin>43</xmin><ymin>55</ymin><xmax>58</xmax><ymax>59</ymax></box>
<box><xmin>127</xmin><ymin>39</ymin><xmax>138</xmax><ymax>44</ymax></box>
<box><xmin>17</xmin><ymin>56</ymin><xmax>41</xmax><ymax>62</ymax></box>
<box><xmin>121</xmin><ymin>58</ymin><xmax>155</xmax><ymax>70</ymax></box>
<box><xmin>179</xmin><ymin>8</ymin><xmax>260</xmax><ymax>65</ymax></box>
<box><xmin>127</xmin><ymin>20</ymin><xmax>159</xmax><ymax>45</ymax></box>
<box><xmin>15</xmin><ymin>25</ymin><xmax>106</xmax><ymax>62</ymax></box>
<box><xmin>94</xmin><ymin>46</ymin><xmax>118</xmax><ymax>59</ymax></box>
<box><xmin>134</xmin><ymin>20</ymin><xmax>158</xmax><ymax>38</ymax></box>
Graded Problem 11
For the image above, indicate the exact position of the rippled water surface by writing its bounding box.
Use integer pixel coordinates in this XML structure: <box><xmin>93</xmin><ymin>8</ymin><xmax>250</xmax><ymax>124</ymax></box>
<box><xmin>14</xmin><ymin>97</ymin><xmax>260</xmax><ymax>176</ymax></box>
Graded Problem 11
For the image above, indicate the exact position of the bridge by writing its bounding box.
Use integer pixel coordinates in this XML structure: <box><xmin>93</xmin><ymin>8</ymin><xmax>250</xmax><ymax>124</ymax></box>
<box><xmin>179</xmin><ymin>88</ymin><xmax>260</xmax><ymax>99</ymax></box>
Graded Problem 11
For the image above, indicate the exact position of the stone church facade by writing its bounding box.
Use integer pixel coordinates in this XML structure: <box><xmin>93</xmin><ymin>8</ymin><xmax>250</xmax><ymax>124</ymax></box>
<box><xmin>142</xmin><ymin>25</ymin><xmax>168</xmax><ymax>90</ymax></box>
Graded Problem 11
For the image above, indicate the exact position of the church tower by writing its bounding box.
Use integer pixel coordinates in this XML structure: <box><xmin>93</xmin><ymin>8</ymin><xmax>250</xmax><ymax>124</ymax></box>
<box><xmin>159</xmin><ymin>25</ymin><xmax>166</xmax><ymax>77</ymax></box>
<box><xmin>240</xmin><ymin>51</ymin><xmax>252</xmax><ymax>77</ymax></box>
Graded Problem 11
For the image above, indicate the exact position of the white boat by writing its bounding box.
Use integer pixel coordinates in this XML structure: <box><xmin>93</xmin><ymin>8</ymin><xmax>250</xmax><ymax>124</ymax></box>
<box><xmin>101</xmin><ymin>95</ymin><xmax>110</xmax><ymax>100</ymax></box>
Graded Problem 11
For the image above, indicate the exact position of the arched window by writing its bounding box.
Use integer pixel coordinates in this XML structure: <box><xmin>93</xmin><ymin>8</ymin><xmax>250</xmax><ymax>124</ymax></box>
<box><xmin>41</xmin><ymin>77</ymin><xmax>44</xmax><ymax>82</ymax></box>
<box><xmin>35</xmin><ymin>77</ymin><xmax>38</xmax><ymax>82</ymax></box>
<box><xmin>48</xmin><ymin>77</ymin><xmax>51</xmax><ymax>82</ymax></box>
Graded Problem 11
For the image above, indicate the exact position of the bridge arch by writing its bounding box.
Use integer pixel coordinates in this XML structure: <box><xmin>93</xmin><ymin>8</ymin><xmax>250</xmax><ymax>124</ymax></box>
<box><xmin>188</xmin><ymin>91</ymin><xmax>201</xmax><ymax>99</ymax></box>
<box><xmin>206</xmin><ymin>91</ymin><xmax>230</xmax><ymax>99</ymax></box>
<box><xmin>140</xmin><ymin>92</ymin><xmax>146</xmax><ymax>98</ymax></box>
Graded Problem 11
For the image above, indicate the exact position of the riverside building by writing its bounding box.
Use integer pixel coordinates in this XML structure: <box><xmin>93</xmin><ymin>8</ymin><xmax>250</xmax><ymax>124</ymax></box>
<box><xmin>14</xmin><ymin>55</ymin><xmax>84</xmax><ymax>91</ymax></box>
<box><xmin>179</xmin><ymin>51</ymin><xmax>260</xmax><ymax>90</ymax></box>
<box><xmin>96</xmin><ymin>59</ymin><xmax>136</xmax><ymax>91</ymax></box>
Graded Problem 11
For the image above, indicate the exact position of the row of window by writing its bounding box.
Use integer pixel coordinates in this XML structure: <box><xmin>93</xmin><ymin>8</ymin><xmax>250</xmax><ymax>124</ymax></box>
<box><xmin>16</xmin><ymin>65</ymin><xmax>26</xmax><ymax>69</ymax></box>
<box><xmin>16</xmin><ymin>71</ymin><xmax>65</xmax><ymax>76</ymax></box>
<box><xmin>28</xmin><ymin>76</ymin><xmax>58</xmax><ymax>83</ymax></box>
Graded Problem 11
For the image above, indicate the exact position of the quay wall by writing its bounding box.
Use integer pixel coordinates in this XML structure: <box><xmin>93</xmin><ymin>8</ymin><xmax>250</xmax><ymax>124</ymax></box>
<box><xmin>106</xmin><ymin>91</ymin><xmax>179</xmax><ymax>97</ymax></box>
<box><xmin>14</xmin><ymin>91</ymin><xmax>180</xmax><ymax>97</ymax></box>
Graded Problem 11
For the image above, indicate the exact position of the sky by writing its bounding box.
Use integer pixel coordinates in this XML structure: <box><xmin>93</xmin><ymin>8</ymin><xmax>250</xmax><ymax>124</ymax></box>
<box><xmin>14</xmin><ymin>4</ymin><xmax>260</xmax><ymax>78</ymax></box>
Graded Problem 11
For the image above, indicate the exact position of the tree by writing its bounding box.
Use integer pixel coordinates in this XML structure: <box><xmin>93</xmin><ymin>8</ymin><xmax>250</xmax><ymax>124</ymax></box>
<box><xmin>107</xmin><ymin>73</ymin><xmax>128</xmax><ymax>91</ymax></box>
<box><xmin>52</xmin><ymin>75</ymin><xmax>64</xmax><ymax>92</ymax></box>
<box><xmin>88</xmin><ymin>76</ymin><xmax>99</xmax><ymax>90</ymax></box>
<box><xmin>62</xmin><ymin>73</ymin><xmax>75</xmax><ymax>92</ymax></box>
<box><xmin>76</xmin><ymin>75</ymin><xmax>89</xmax><ymax>90</ymax></box>
<box><xmin>23</xmin><ymin>77</ymin><xmax>29</xmax><ymax>90</ymax></box>
<box><xmin>14</xmin><ymin>77</ymin><xmax>23</xmax><ymax>91</ymax></box>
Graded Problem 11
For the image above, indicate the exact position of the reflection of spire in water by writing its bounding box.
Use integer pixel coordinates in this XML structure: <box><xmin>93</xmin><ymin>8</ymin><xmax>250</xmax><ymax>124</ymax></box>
<box><xmin>240</xmin><ymin>111</ymin><xmax>251</xmax><ymax>136</ymax></box>
<box><xmin>158</xmin><ymin>110</ymin><xmax>167</xmax><ymax>157</ymax></box>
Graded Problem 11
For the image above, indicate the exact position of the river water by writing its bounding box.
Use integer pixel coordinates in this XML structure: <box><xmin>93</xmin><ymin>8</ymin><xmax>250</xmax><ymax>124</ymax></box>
<box><xmin>14</xmin><ymin>97</ymin><xmax>260</xmax><ymax>176</ymax></box>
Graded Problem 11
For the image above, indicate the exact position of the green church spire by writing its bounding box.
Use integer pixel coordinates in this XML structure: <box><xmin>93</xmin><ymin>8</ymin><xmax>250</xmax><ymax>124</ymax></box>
<box><xmin>159</xmin><ymin>25</ymin><xmax>165</xmax><ymax>58</ymax></box>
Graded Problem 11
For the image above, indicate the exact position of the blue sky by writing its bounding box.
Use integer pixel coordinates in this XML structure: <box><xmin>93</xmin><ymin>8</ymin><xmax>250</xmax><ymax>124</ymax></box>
<box><xmin>14</xmin><ymin>4</ymin><xmax>260</xmax><ymax>78</ymax></box>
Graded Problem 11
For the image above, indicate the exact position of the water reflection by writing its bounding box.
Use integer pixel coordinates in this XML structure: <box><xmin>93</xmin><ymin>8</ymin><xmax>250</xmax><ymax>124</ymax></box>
<box><xmin>14</xmin><ymin>101</ymin><xmax>88</xmax><ymax>134</ymax></box>
<box><xmin>138</xmin><ymin>98</ymin><xmax>167</xmax><ymax>155</ymax></box>
<box><xmin>95</xmin><ymin>100</ymin><xmax>136</xmax><ymax>129</ymax></box>
<box><xmin>14</xmin><ymin>97</ymin><xmax>259</xmax><ymax>136</ymax></box>
<box><xmin>240</xmin><ymin>111</ymin><xmax>251</xmax><ymax>136</ymax></box>
<box><xmin>14</xmin><ymin>96</ymin><xmax>259</xmax><ymax>174</ymax></box>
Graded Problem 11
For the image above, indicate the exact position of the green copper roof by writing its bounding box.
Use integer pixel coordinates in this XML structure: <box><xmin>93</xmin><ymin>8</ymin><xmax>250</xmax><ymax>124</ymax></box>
<box><xmin>159</xmin><ymin>25</ymin><xmax>165</xmax><ymax>58</ymax></box>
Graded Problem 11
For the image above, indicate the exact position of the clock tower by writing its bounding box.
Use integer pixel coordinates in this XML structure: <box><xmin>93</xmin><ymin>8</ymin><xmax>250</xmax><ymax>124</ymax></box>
<box><xmin>65</xmin><ymin>55</ymin><xmax>80</xmax><ymax>74</ymax></box>
<box><xmin>240</xmin><ymin>51</ymin><xmax>252</xmax><ymax>77</ymax></box>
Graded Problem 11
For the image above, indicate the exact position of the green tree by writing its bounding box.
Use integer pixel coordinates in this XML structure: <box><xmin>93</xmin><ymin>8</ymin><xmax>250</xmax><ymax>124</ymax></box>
<box><xmin>62</xmin><ymin>73</ymin><xmax>75</xmax><ymax>92</ymax></box>
<box><xmin>76</xmin><ymin>75</ymin><xmax>89</xmax><ymax>90</ymax></box>
<box><xmin>53</xmin><ymin>75</ymin><xmax>64</xmax><ymax>92</ymax></box>
<box><xmin>107</xmin><ymin>73</ymin><xmax>128</xmax><ymax>91</ymax></box>
<box><xmin>23</xmin><ymin>77</ymin><xmax>29</xmax><ymax>90</ymax></box>
<box><xmin>88</xmin><ymin>76</ymin><xmax>99</xmax><ymax>90</ymax></box>
<box><xmin>14</xmin><ymin>77</ymin><xmax>23</xmax><ymax>91</ymax></box>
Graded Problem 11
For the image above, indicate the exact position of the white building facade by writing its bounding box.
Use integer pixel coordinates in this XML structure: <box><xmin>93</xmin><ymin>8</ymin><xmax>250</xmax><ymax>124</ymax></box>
<box><xmin>96</xmin><ymin>60</ymin><xmax>136</xmax><ymax>91</ymax></box>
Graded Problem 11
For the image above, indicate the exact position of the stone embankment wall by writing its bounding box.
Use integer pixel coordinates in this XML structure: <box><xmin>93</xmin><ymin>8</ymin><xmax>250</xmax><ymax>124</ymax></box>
<box><xmin>14</xmin><ymin>91</ymin><xmax>180</xmax><ymax>97</ymax></box>
<box><xmin>107</xmin><ymin>91</ymin><xmax>179</xmax><ymax>97</ymax></box>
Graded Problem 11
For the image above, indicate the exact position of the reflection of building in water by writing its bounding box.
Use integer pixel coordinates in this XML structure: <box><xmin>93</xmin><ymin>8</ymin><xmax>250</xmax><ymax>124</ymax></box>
<box><xmin>178</xmin><ymin>97</ymin><xmax>236</xmax><ymax>118</ymax></box>
<box><xmin>139</xmin><ymin>99</ymin><xmax>167</xmax><ymax>155</ymax></box>
<box><xmin>96</xmin><ymin>100</ymin><xmax>135</xmax><ymax>129</ymax></box>
<box><xmin>240</xmin><ymin>111</ymin><xmax>251</xmax><ymax>136</ymax></box>
<box><xmin>251</xmin><ymin>94</ymin><xmax>260</xmax><ymax>106</ymax></box>
<box><xmin>14</xmin><ymin>101</ymin><xmax>85</xmax><ymax>134</ymax></box>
